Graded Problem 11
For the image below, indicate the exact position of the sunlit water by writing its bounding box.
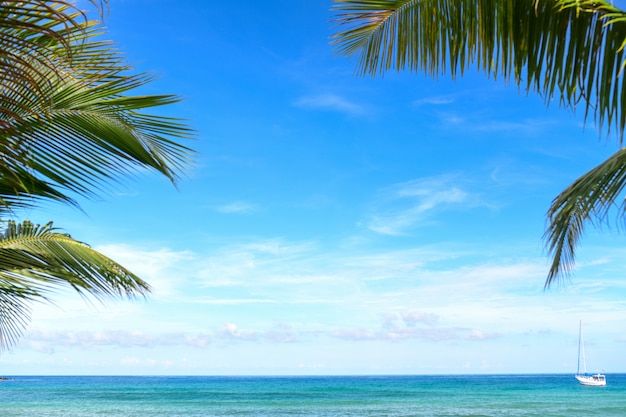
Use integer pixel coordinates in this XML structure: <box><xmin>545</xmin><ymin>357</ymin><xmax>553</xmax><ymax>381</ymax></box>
<box><xmin>1</xmin><ymin>374</ymin><xmax>625</xmax><ymax>416</ymax></box>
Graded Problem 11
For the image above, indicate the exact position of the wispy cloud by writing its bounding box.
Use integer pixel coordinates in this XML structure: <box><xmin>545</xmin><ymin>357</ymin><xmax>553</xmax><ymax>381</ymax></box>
<box><xmin>437</xmin><ymin>111</ymin><xmax>558</xmax><ymax>133</ymax></box>
<box><xmin>219</xmin><ymin>322</ymin><xmax>299</xmax><ymax>343</ymax></box>
<box><xmin>95</xmin><ymin>244</ymin><xmax>195</xmax><ymax>298</ymax></box>
<box><xmin>413</xmin><ymin>96</ymin><xmax>455</xmax><ymax>106</ymax></box>
<box><xmin>365</xmin><ymin>175</ymin><xmax>482</xmax><ymax>235</ymax></box>
<box><xmin>214</xmin><ymin>201</ymin><xmax>257</xmax><ymax>214</ymax></box>
<box><xmin>330</xmin><ymin>311</ymin><xmax>498</xmax><ymax>342</ymax></box>
<box><xmin>384</xmin><ymin>311</ymin><xmax>440</xmax><ymax>327</ymax></box>
<box><xmin>22</xmin><ymin>329</ymin><xmax>196</xmax><ymax>352</ymax></box>
<box><xmin>466</xmin><ymin>330</ymin><xmax>500</xmax><ymax>341</ymax></box>
<box><xmin>472</xmin><ymin>119</ymin><xmax>554</xmax><ymax>132</ymax></box>
<box><xmin>192</xmin><ymin>298</ymin><xmax>276</xmax><ymax>305</ymax></box>
<box><xmin>294</xmin><ymin>93</ymin><xmax>365</xmax><ymax>115</ymax></box>
<box><xmin>330</xmin><ymin>326</ymin><xmax>462</xmax><ymax>342</ymax></box>
<box><xmin>21</xmin><ymin>314</ymin><xmax>498</xmax><ymax>351</ymax></box>
<box><xmin>21</xmin><ymin>323</ymin><xmax>301</xmax><ymax>352</ymax></box>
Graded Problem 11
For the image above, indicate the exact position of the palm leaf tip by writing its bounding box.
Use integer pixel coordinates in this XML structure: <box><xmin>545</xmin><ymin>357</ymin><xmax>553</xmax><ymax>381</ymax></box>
<box><xmin>1</xmin><ymin>221</ymin><xmax>151</xmax><ymax>296</ymax></box>
<box><xmin>543</xmin><ymin>147</ymin><xmax>626</xmax><ymax>286</ymax></box>
<box><xmin>0</xmin><ymin>219</ymin><xmax>152</xmax><ymax>351</ymax></box>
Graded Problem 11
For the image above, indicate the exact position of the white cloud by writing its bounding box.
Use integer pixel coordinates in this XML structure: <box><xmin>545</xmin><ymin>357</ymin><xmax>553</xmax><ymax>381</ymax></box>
<box><xmin>413</xmin><ymin>96</ymin><xmax>455</xmax><ymax>106</ymax></box>
<box><xmin>466</xmin><ymin>330</ymin><xmax>500</xmax><ymax>341</ymax></box>
<box><xmin>473</xmin><ymin>120</ymin><xmax>545</xmax><ymax>132</ymax></box>
<box><xmin>219</xmin><ymin>323</ymin><xmax>257</xmax><ymax>341</ymax></box>
<box><xmin>193</xmin><ymin>238</ymin><xmax>323</xmax><ymax>288</ymax></box>
<box><xmin>436</xmin><ymin>111</ymin><xmax>558</xmax><ymax>133</ymax></box>
<box><xmin>330</xmin><ymin>328</ymin><xmax>377</xmax><ymax>341</ymax></box>
<box><xmin>21</xmin><ymin>329</ymin><xmax>190</xmax><ymax>351</ymax></box>
<box><xmin>294</xmin><ymin>93</ymin><xmax>365</xmax><ymax>115</ymax></box>
<box><xmin>401</xmin><ymin>311</ymin><xmax>440</xmax><ymax>326</ymax></box>
<box><xmin>94</xmin><ymin>244</ymin><xmax>195</xmax><ymax>298</ymax></box>
<box><xmin>119</xmin><ymin>357</ymin><xmax>176</xmax><ymax>369</ymax></box>
<box><xmin>329</xmin><ymin>322</ymin><xmax>481</xmax><ymax>343</ymax></box>
<box><xmin>365</xmin><ymin>175</ymin><xmax>481</xmax><ymax>235</ymax></box>
<box><xmin>214</xmin><ymin>201</ymin><xmax>257</xmax><ymax>214</ymax></box>
<box><xmin>20</xmin><ymin>323</ymin><xmax>301</xmax><ymax>352</ymax></box>
<box><xmin>191</xmin><ymin>298</ymin><xmax>276</xmax><ymax>305</ymax></box>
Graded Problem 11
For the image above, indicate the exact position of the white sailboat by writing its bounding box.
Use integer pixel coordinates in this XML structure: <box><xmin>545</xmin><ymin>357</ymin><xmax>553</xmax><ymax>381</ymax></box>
<box><xmin>575</xmin><ymin>321</ymin><xmax>606</xmax><ymax>386</ymax></box>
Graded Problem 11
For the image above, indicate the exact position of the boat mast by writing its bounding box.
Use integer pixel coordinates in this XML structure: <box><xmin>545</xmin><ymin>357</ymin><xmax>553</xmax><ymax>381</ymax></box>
<box><xmin>577</xmin><ymin>320</ymin><xmax>582</xmax><ymax>375</ymax></box>
<box><xmin>578</xmin><ymin>320</ymin><xmax>588</xmax><ymax>374</ymax></box>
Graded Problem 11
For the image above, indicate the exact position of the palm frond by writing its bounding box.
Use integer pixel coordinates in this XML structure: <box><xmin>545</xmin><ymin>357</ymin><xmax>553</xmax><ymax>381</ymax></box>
<box><xmin>544</xmin><ymin>147</ymin><xmax>626</xmax><ymax>286</ymax></box>
<box><xmin>0</xmin><ymin>220</ymin><xmax>150</xmax><ymax>298</ymax></box>
<box><xmin>0</xmin><ymin>1</ymin><xmax>195</xmax><ymax>208</ymax></box>
<box><xmin>0</xmin><ymin>220</ymin><xmax>150</xmax><ymax>350</ymax></box>
<box><xmin>0</xmin><ymin>163</ymin><xmax>75</xmax><ymax>213</ymax></box>
<box><xmin>0</xmin><ymin>284</ymin><xmax>35</xmax><ymax>351</ymax></box>
<box><xmin>5</xmin><ymin>71</ymin><xmax>194</xmax><ymax>198</ymax></box>
<box><xmin>331</xmin><ymin>0</ymin><xmax>626</xmax><ymax>142</ymax></box>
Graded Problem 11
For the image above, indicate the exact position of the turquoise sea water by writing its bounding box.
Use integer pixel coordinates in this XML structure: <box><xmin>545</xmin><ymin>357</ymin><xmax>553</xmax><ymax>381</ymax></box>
<box><xmin>1</xmin><ymin>374</ymin><xmax>625</xmax><ymax>416</ymax></box>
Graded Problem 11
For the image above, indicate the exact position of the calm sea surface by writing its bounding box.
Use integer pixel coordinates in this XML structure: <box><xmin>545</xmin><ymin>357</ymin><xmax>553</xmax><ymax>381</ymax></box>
<box><xmin>1</xmin><ymin>374</ymin><xmax>625</xmax><ymax>416</ymax></box>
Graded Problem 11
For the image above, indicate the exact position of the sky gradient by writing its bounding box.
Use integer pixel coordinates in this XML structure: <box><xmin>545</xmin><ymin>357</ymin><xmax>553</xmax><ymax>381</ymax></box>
<box><xmin>2</xmin><ymin>0</ymin><xmax>626</xmax><ymax>375</ymax></box>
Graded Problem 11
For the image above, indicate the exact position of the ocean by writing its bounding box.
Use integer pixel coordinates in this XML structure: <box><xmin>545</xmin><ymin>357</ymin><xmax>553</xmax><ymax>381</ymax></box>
<box><xmin>1</xmin><ymin>374</ymin><xmax>625</xmax><ymax>416</ymax></box>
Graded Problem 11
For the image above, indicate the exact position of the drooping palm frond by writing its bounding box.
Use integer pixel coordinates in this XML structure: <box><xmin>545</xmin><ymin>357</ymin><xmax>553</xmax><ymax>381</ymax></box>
<box><xmin>544</xmin><ymin>148</ymin><xmax>626</xmax><ymax>286</ymax></box>
<box><xmin>0</xmin><ymin>220</ymin><xmax>150</xmax><ymax>350</ymax></box>
<box><xmin>3</xmin><ymin>68</ymin><xmax>194</xmax><ymax>200</ymax></box>
<box><xmin>0</xmin><ymin>163</ymin><xmax>73</xmax><ymax>215</ymax></box>
<box><xmin>0</xmin><ymin>1</ymin><xmax>194</xmax><ymax>209</ymax></box>
<box><xmin>332</xmin><ymin>0</ymin><xmax>626</xmax><ymax>141</ymax></box>
<box><xmin>0</xmin><ymin>283</ymin><xmax>36</xmax><ymax>351</ymax></box>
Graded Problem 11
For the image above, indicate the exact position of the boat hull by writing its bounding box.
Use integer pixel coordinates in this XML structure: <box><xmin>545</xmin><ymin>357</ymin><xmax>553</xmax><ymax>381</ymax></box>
<box><xmin>575</xmin><ymin>374</ymin><xmax>606</xmax><ymax>386</ymax></box>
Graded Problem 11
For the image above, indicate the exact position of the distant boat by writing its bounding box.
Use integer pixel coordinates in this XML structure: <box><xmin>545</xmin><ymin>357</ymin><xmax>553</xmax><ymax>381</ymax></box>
<box><xmin>575</xmin><ymin>320</ymin><xmax>606</xmax><ymax>386</ymax></box>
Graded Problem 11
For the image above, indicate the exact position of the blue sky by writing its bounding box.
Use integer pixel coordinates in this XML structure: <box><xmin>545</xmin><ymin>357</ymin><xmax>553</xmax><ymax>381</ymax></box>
<box><xmin>2</xmin><ymin>0</ymin><xmax>626</xmax><ymax>375</ymax></box>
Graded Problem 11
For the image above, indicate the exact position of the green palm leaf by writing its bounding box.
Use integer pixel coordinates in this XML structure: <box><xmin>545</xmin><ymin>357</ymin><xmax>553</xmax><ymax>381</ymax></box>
<box><xmin>545</xmin><ymin>148</ymin><xmax>626</xmax><ymax>286</ymax></box>
<box><xmin>7</xmin><ymin>71</ymin><xmax>194</xmax><ymax>198</ymax></box>
<box><xmin>0</xmin><ymin>1</ymin><xmax>194</xmax><ymax>207</ymax></box>
<box><xmin>332</xmin><ymin>0</ymin><xmax>626</xmax><ymax>140</ymax></box>
<box><xmin>0</xmin><ymin>220</ymin><xmax>150</xmax><ymax>350</ymax></box>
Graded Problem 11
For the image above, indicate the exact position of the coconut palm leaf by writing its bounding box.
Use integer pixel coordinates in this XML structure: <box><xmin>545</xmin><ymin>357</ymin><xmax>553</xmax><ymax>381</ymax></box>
<box><xmin>4</xmin><ymin>69</ymin><xmax>194</xmax><ymax>200</ymax></box>
<box><xmin>544</xmin><ymin>148</ymin><xmax>626</xmax><ymax>286</ymax></box>
<box><xmin>332</xmin><ymin>0</ymin><xmax>626</xmax><ymax>140</ymax></box>
<box><xmin>0</xmin><ymin>164</ymin><xmax>73</xmax><ymax>214</ymax></box>
<box><xmin>0</xmin><ymin>220</ymin><xmax>150</xmax><ymax>350</ymax></box>
<box><xmin>0</xmin><ymin>284</ymin><xmax>34</xmax><ymax>351</ymax></box>
<box><xmin>331</xmin><ymin>0</ymin><xmax>626</xmax><ymax>285</ymax></box>
<box><xmin>0</xmin><ymin>1</ymin><xmax>194</xmax><ymax>207</ymax></box>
